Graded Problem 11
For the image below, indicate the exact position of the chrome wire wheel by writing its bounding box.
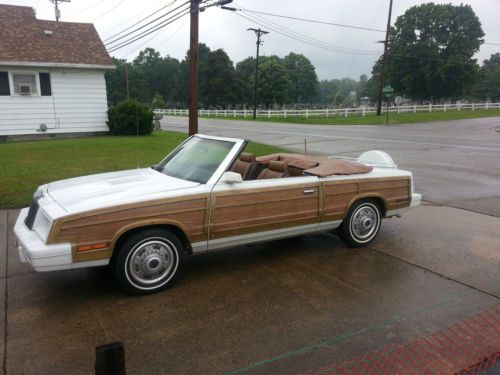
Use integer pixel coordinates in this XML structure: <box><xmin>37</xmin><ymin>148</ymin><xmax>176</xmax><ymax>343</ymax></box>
<box><xmin>127</xmin><ymin>238</ymin><xmax>175</xmax><ymax>285</ymax></box>
<box><xmin>349</xmin><ymin>204</ymin><xmax>379</xmax><ymax>242</ymax></box>
<box><xmin>339</xmin><ymin>200</ymin><xmax>382</xmax><ymax>248</ymax></box>
<box><xmin>114</xmin><ymin>229</ymin><xmax>184</xmax><ymax>294</ymax></box>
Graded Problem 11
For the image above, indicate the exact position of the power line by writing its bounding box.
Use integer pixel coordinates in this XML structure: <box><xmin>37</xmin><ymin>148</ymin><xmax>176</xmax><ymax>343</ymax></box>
<box><xmin>484</xmin><ymin>42</ymin><xmax>500</xmax><ymax>46</ymax></box>
<box><xmin>108</xmin><ymin>9</ymin><xmax>189</xmax><ymax>52</ymax></box>
<box><xmin>103</xmin><ymin>0</ymin><xmax>178</xmax><ymax>42</ymax></box>
<box><xmin>121</xmin><ymin>19</ymin><xmax>187</xmax><ymax>59</ymax></box>
<box><xmin>90</xmin><ymin>0</ymin><xmax>127</xmax><ymax>22</ymax></box>
<box><xmin>239</xmin><ymin>9</ymin><xmax>386</xmax><ymax>33</ymax></box>
<box><xmin>231</xmin><ymin>4</ymin><xmax>380</xmax><ymax>55</ymax></box>
<box><xmin>66</xmin><ymin>0</ymin><xmax>109</xmax><ymax>17</ymax></box>
<box><xmin>106</xmin><ymin>2</ymin><xmax>190</xmax><ymax>47</ymax></box>
<box><xmin>231</xmin><ymin>11</ymin><xmax>379</xmax><ymax>56</ymax></box>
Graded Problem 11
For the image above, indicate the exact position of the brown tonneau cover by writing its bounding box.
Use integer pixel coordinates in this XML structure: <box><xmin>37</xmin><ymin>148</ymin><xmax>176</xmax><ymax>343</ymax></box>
<box><xmin>256</xmin><ymin>153</ymin><xmax>373</xmax><ymax>177</ymax></box>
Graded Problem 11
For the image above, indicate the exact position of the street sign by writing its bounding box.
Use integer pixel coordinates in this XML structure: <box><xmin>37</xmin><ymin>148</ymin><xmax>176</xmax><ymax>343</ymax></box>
<box><xmin>383</xmin><ymin>85</ymin><xmax>394</xmax><ymax>94</ymax></box>
<box><xmin>395</xmin><ymin>96</ymin><xmax>403</xmax><ymax>106</ymax></box>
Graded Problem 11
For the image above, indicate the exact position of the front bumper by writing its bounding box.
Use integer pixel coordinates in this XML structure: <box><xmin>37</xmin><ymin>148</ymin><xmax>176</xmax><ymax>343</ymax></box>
<box><xmin>14</xmin><ymin>208</ymin><xmax>73</xmax><ymax>272</ymax></box>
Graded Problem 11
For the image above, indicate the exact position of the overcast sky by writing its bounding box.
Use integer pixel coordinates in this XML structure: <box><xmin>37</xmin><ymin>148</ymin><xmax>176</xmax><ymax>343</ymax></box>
<box><xmin>4</xmin><ymin>0</ymin><xmax>500</xmax><ymax>80</ymax></box>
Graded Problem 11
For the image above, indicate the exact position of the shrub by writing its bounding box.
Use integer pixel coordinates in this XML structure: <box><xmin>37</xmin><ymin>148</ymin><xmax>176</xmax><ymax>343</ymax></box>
<box><xmin>107</xmin><ymin>100</ymin><xmax>154</xmax><ymax>135</ymax></box>
<box><xmin>151</xmin><ymin>93</ymin><xmax>166</xmax><ymax>109</ymax></box>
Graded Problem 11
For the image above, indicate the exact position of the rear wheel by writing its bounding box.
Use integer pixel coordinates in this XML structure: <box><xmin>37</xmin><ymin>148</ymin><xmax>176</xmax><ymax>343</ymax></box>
<box><xmin>113</xmin><ymin>228</ymin><xmax>184</xmax><ymax>295</ymax></box>
<box><xmin>339</xmin><ymin>200</ymin><xmax>382</xmax><ymax>247</ymax></box>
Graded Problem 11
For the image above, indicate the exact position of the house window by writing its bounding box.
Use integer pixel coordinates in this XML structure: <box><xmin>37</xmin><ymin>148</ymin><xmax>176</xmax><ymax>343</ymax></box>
<box><xmin>0</xmin><ymin>72</ymin><xmax>9</xmax><ymax>95</ymax></box>
<box><xmin>13</xmin><ymin>74</ymin><xmax>37</xmax><ymax>95</ymax></box>
<box><xmin>39</xmin><ymin>73</ymin><xmax>52</xmax><ymax>96</ymax></box>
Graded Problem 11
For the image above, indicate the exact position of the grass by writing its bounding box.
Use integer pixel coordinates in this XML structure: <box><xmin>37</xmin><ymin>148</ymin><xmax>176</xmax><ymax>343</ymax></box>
<box><xmin>197</xmin><ymin>108</ymin><xmax>500</xmax><ymax>125</ymax></box>
<box><xmin>0</xmin><ymin>131</ymin><xmax>287</xmax><ymax>209</ymax></box>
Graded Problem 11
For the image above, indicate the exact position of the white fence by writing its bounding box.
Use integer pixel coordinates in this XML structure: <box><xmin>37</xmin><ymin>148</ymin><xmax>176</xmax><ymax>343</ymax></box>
<box><xmin>155</xmin><ymin>102</ymin><xmax>500</xmax><ymax>119</ymax></box>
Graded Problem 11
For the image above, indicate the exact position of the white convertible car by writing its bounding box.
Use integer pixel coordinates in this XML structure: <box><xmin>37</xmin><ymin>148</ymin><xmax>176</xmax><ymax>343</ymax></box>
<box><xmin>14</xmin><ymin>134</ymin><xmax>421</xmax><ymax>294</ymax></box>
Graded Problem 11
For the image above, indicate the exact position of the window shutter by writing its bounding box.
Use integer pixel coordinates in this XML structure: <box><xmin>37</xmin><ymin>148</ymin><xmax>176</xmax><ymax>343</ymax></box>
<box><xmin>0</xmin><ymin>72</ymin><xmax>10</xmax><ymax>96</ymax></box>
<box><xmin>39</xmin><ymin>73</ymin><xmax>52</xmax><ymax>96</ymax></box>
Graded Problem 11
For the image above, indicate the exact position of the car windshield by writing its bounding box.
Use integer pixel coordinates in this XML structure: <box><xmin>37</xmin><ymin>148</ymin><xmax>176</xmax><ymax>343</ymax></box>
<box><xmin>158</xmin><ymin>137</ymin><xmax>235</xmax><ymax>183</ymax></box>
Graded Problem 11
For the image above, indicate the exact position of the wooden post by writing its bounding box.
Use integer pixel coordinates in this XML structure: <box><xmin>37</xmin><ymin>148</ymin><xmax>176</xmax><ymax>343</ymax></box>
<box><xmin>95</xmin><ymin>342</ymin><xmax>126</xmax><ymax>375</ymax></box>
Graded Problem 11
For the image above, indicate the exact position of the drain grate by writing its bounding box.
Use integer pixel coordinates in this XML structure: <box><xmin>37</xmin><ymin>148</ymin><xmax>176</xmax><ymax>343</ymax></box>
<box><xmin>306</xmin><ymin>305</ymin><xmax>500</xmax><ymax>375</ymax></box>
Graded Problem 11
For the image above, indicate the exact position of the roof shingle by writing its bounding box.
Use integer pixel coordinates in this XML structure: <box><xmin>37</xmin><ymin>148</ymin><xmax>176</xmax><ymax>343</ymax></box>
<box><xmin>0</xmin><ymin>4</ymin><xmax>114</xmax><ymax>68</ymax></box>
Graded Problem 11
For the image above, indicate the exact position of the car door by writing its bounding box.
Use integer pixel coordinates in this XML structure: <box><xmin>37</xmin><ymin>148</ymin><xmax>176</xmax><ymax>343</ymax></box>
<box><xmin>208</xmin><ymin>176</ymin><xmax>321</xmax><ymax>251</ymax></box>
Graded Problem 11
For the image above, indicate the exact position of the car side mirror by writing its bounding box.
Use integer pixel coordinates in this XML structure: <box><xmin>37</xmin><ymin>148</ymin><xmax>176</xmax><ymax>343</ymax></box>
<box><xmin>220</xmin><ymin>171</ymin><xmax>243</xmax><ymax>184</ymax></box>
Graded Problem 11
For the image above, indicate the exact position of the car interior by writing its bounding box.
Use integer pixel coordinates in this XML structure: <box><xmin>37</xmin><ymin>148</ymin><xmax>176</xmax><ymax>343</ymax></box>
<box><xmin>229</xmin><ymin>150</ymin><xmax>374</xmax><ymax>180</ymax></box>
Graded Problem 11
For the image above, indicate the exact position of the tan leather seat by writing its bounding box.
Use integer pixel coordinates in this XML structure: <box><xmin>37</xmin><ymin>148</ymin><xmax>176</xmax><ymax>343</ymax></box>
<box><xmin>230</xmin><ymin>152</ymin><xmax>256</xmax><ymax>180</ymax></box>
<box><xmin>257</xmin><ymin>160</ymin><xmax>289</xmax><ymax>179</ymax></box>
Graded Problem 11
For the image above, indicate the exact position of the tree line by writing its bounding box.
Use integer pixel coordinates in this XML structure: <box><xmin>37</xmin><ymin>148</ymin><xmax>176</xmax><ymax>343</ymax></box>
<box><xmin>105</xmin><ymin>3</ymin><xmax>500</xmax><ymax>109</ymax></box>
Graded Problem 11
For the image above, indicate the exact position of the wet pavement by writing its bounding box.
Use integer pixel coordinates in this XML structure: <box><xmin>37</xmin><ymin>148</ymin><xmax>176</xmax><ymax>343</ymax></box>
<box><xmin>1</xmin><ymin>203</ymin><xmax>499</xmax><ymax>374</ymax></box>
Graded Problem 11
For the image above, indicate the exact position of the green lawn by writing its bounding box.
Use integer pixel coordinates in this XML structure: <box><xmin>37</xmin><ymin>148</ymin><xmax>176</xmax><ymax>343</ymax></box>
<box><xmin>0</xmin><ymin>131</ymin><xmax>287</xmax><ymax>209</ymax></box>
<box><xmin>197</xmin><ymin>108</ymin><xmax>500</xmax><ymax>125</ymax></box>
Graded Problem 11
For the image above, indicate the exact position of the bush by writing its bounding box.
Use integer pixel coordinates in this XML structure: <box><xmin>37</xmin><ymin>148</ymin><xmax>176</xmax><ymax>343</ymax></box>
<box><xmin>151</xmin><ymin>93</ymin><xmax>166</xmax><ymax>109</ymax></box>
<box><xmin>107</xmin><ymin>100</ymin><xmax>154</xmax><ymax>135</ymax></box>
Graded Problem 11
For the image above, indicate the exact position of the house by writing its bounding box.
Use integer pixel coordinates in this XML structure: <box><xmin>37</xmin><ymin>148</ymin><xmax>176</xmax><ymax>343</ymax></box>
<box><xmin>0</xmin><ymin>4</ymin><xmax>114</xmax><ymax>137</ymax></box>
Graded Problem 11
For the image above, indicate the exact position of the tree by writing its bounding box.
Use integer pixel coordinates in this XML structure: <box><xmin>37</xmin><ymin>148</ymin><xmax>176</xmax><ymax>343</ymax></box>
<box><xmin>151</xmin><ymin>93</ymin><xmax>166</xmax><ymax>109</ymax></box>
<box><xmin>319</xmin><ymin>78</ymin><xmax>358</xmax><ymax>107</ymax></box>
<box><xmin>283</xmin><ymin>53</ymin><xmax>319</xmax><ymax>104</ymax></box>
<box><xmin>388</xmin><ymin>3</ymin><xmax>484</xmax><ymax>101</ymax></box>
<box><xmin>204</xmin><ymin>49</ymin><xmax>241</xmax><ymax>107</ymax></box>
<box><xmin>258</xmin><ymin>56</ymin><xmax>291</xmax><ymax>107</ymax></box>
<box><xmin>471</xmin><ymin>53</ymin><xmax>500</xmax><ymax>101</ymax></box>
<box><xmin>235</xmin><ymin>57</ymin><xmax>256</xmax><ymax>106</ymax></box>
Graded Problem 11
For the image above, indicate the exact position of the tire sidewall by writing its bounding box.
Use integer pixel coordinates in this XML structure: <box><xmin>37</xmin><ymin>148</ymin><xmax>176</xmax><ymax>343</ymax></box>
<box><xmin>340</xmin><ymin>200</ymin><xmax>382</xmax><ymax>247</ymax></box>
<box><xmin>113</xmin><ymin>228</ymin><xmax>184</xmax><ymax>295</ymax></box>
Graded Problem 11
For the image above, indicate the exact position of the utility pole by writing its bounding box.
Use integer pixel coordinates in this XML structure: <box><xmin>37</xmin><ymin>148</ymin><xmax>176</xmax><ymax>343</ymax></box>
<box><xmin>125</xmin><ymin>64</ymin><xmax>130</xmax><ymax>100</ymax></box>
<box><xmin>376</xmin><ymin>0</ymin><xmax>393</xmax><ymax>116</ymax></box>
<box><xmin>188</xmin><ymin>0</ymin><xmax>200</xmax><ymax>136</ymax></box>
<box><xmin>49</xmin><ymin>0</ymin><xmax>70</xmax><ymax>22</ymax></box>
<box><xmin>248</xmin><ymin>28</ymin><xmax>269</xmax><ymax>120</ymax></box>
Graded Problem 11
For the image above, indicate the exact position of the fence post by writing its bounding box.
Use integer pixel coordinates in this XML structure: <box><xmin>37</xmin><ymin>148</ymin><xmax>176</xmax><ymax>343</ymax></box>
<box><xmin>485</xmin><ymin>102</ymin><xmax>489</xmax><ymax>110</ymax></box>
<box><xmin>413</xmin><ymin>105</ymin><xmax>417</xmax><ymax>113</ymax></box>
<box><xmin>224</xmin><ymin>109</ymin><xmax>227</xmax><ymax>117</ymax></box>
<box><xmin>244</xmin><ymin>109</ymin><xmax>247</xmax><ymax>118</ymax></box>
<box><xmin>326</xmin><ymin>108</ymin><xmax>329</xmax><ymax>117</ymax></box>
<box><xmin>428</xmin><ymin>103</ymin><xmax>432</xmax><ymax>112</ymax></box>
<box><xmin>215</xmin><ymin>109</ymin><xmax>218</xmax><ymax>117</ymax></box>
<box><xmin>362</xmin><ymin>106</ymin><xmax>365</xmax><ymax>117</ymax></box>
<box><xmin>305</xmin><ymin>109</ymin><xmax>309</xmax><ymax>118</ymax></box>
<box><xmin>95</xmin><ymin>342</ymin><xmax>126</xmax><ymax>375</ymax></box>
<box><xmin>284</xmin><ymin>109</ymin><xmax>287</xmax><ymax>118</ymax></box>
<box><xmin>233</xmin><ymin>109</ymin><xmax>236</xmax><ymax>117</ymax></box>
<box><xmin>268</xmin><ymin>109</ymin><xmax>271</xmax><ymax>118</ymax></box>
<box><xmin>345</xmin><ymin>108</ymin><xmax>348</xmax><ymax>118</ymax></box>
<box><xmin>472</xmin><ymin>103</ymin><xmax>475</xmax><ymax>111</ymax></box>
<box><xmin>444</xmin><ymin>103</ymin><xmax>447</xmax><ymax>112</ymax></box>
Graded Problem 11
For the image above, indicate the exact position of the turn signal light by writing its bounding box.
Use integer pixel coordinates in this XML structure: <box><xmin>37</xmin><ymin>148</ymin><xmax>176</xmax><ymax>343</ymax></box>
<box><xmin>77</xmin><ymin>243</ymin><xmax>108</xmax><ymax>252</ymax></box>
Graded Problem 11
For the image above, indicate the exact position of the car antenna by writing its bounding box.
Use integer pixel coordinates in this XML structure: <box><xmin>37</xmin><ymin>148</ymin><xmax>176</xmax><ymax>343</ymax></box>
<box><xmin>136</xmin><ymin>100</ymin><xmax>140</xmax><ymax>169</ymax></box>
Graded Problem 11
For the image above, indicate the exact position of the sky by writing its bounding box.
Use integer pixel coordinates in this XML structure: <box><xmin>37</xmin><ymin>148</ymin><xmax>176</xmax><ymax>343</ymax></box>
<box><xmin>3</xmin><ymin>0</ymin><xmax>500</xmax><ymax>80</ymax></box>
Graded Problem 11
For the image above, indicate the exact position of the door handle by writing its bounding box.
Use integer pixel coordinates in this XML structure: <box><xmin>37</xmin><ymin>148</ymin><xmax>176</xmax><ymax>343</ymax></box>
<box><xmin>303</xmin><ymin>189</ymin><xmax>316</xmax><ymax>194</ymax></box>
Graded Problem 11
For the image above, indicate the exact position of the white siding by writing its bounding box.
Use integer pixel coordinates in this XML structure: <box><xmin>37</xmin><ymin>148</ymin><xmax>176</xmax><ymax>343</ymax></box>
<box><xmin>0</xmin><ymin>66</ymin><xmax>109</xmax><ymax>136</ymax></box>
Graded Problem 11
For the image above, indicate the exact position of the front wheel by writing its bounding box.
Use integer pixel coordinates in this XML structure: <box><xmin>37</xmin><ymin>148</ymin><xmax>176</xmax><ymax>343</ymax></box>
<box><xmin>113</xmin><ymin>228</ymin><xmax>184</xmax><ymax>295</ymax></box>
<box><xmin>339</xmin><ymin>200</ymin><xmax>382</xmax><ymax>248</ymax></box>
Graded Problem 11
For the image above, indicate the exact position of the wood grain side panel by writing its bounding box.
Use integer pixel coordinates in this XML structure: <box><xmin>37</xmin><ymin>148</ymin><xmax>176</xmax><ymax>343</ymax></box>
<box><xmin>49</xmin><ymin>195</ymin><xmax>209</xmax><ymax>262</ymax></box>
<box><xmin>322</xmin><ymin>177</ymin><xmax>411</xmax><ymax>221</ymax></box>
<box><xmin>211</xmin><ymin>183</ymin><xmax>320</xmax><ymax>239</ymax></box>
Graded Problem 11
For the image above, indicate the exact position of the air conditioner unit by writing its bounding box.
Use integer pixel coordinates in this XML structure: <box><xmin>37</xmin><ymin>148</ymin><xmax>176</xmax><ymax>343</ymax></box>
<box><xmin>19</xmin><ymin>85</ymin><xmax>32</xmax><ymax>95</ymax></box>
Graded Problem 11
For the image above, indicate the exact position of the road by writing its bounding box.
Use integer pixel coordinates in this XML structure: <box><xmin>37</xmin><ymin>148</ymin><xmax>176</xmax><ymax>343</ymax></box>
<box><xmin>161</xmin><ymin>116</ymin><xmax>500</xmax><ymax>217</ymax></box>
<box><xmin>0</xmin><ymin>116</ymin><xmax>499</xmax><ymax>374</ymax></box>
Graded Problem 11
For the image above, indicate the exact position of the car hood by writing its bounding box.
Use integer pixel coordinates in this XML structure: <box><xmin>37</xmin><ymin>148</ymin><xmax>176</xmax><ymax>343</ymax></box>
<box><xmin>47</xmin><ymin>168</ymin><xmax>200</xmax><ymax>213</ymax></box>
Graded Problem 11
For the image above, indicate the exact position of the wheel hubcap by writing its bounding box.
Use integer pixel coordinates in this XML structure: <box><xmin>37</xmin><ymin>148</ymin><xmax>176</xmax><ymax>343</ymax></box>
<box><xmin>351</xmin><ymin>205</ymin><xmax>379</xmax><ymax>241</ymax></box>
<box><xmin>128</xmin><ymin>240</ymin><xmax>175</xmax><ymax>285</ymax></box>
